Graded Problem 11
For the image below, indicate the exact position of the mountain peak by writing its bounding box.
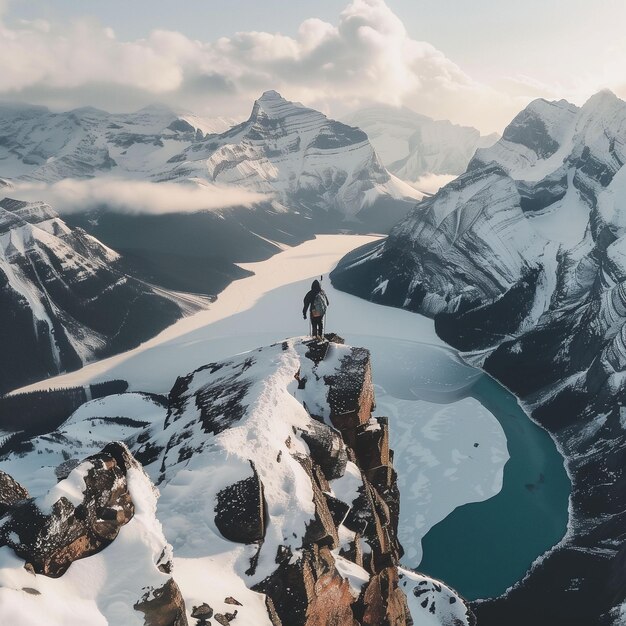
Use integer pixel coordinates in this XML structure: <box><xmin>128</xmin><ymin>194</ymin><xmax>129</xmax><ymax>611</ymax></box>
<box><xmin>582</xmin><ymin>89</ymin><xmax>623</xmax><ymax>115</ymax></box>
<box><xmin>0</xmin><ymin>197</ymin><xmax>61</xmax><ymax>229</ymax></box>
<box><xmin>250</xmin><ymin>90</ymin><xmax>306</xmax><ymax>120</ymax></box>
<box><xmin>0</xmin><ymin>197</ymin><xmax>29</xmax><ymax>212</ymax></box>
<box><xmin>258</xmin><ymin>89</ymin><xmax>284</xmax><ymax>102</ymax></box>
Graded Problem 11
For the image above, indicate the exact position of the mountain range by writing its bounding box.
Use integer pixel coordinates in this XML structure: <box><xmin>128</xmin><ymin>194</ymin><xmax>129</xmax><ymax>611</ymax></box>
<box><xmin>332</xmin><ymin>89</ymin><xmax>626</xmax><ymax>624</ymax></box>
<box><xmin>0</xmin><ymin>92</ymin><xmax>428</xmax><ymax>300</ymax></box>
<box><xmin>0</xmin><ymin>101</ymin><xmax>237</xmax><ymax>182</ymax></box>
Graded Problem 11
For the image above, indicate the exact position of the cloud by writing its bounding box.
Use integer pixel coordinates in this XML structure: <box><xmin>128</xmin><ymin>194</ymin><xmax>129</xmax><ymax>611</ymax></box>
<box><xmin>412</xmin><ymin>174</ymin><xmax>458</xmax><ymax>195</ymax></box>
<box><xmin>13</xmin><ymin>178</ymin><xmax>268</xmax><ymax>215</ymax></box>
<box><xmin>0</xmin><ymin>0</ymin><xmax>520</xmax><ymax>131</ymax></box>
<box><xmin>0</xmin><ymin>0</ymin><xmax>615</xmax><ymax>133</ymax></box>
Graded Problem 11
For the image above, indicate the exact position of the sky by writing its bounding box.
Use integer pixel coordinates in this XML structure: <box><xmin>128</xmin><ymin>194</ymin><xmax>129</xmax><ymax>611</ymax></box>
<box><xmin>1</xmin><ymin>0</ymin><xmax>625</xmax><ymax>133</ymax></box>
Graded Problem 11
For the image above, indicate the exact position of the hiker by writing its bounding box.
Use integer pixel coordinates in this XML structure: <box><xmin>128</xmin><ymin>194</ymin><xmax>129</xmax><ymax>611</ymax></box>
<box><xmin>302</xmin><ymin>279</ymin><xmax>329</xmax><ymax>340</ymax></box>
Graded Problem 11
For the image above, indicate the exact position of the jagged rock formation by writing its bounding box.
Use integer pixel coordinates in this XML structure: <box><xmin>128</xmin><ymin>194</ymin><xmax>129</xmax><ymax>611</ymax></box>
<box><xmin>346</xmin><ymin>105</ymin><xmax>498</xmax><ymax>184</ymax></box>
<box><xmin>332</xmin><ymin>90</ymin><xmax>626</xmax><ymax>624</ymax></box>
<box><xmin>0</xmin><ymin>442</ymin><xmax>137</xmax><ymax>576</ymax></box>
<box><xmin>0</xmin><ymin>442</ymin><xmax>187</xmax><ymax>626</ymax></box>
<box><xmin>0</xmin><ymin>470</ymin><xmax>29</xmax><ymax>516</ymax></box>
<box><xmin>0</xmin><ymin>338</ymin><xmax>473</xmax><ymax>626</ymax></box>
<box><xmin>0</xmin><ymin>197</ymin><xmax>205</xmax><ymax>393</ymax></box>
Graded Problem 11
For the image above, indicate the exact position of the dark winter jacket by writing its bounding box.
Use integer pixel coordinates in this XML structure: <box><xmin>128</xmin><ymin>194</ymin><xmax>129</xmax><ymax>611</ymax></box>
<box><xmin>303</xmin><ymin>280</ymin><xmax>329</xmax><ymax>318</ymax></box>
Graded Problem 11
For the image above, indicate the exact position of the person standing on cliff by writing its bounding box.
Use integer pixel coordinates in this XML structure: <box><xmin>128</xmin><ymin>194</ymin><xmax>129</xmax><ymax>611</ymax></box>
<box><xmin>302</xmin><ymin>279</ymin><xmax>329</xmax><ymax>340</ymax></box>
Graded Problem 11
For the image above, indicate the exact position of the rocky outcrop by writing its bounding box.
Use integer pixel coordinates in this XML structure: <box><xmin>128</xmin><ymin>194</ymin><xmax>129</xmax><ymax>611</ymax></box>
<box><xmin>0</xmin><ymin>442</ymin><xmax>136</xmax><ymax>576</ymax></box>
<box><xmin>135</xmin><ymin>578</ymin><xmax>188</xmax><ymax>626</ymax></box>
<box><xmin>0</xmin><ymin>470</ymin><xmax>29</xmax><ymax>516</ymax></box>
<box><xmin>250</xmin><ymin>338</ymin><xmax>410</xmax><ymax>626</ymax></box>
<box><xmin>0</xmin><ymin>442</ymin><xmax>188</xmax><ymax>626</ymax></box>
<box><xmin>0</xmin><ymin>337</ymin><xmax>472</xmax><ymax>626</ymax></box>
<box><xmin>215</xmin><ymin>463</ymin><xmax>267</xmax><ymax>544</ymax></box>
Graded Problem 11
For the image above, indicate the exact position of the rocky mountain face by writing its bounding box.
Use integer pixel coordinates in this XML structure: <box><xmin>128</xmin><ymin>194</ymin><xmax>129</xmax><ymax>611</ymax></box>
<box><xmin>346</xmin><ymin>105</ymin><xmax>498</xmax><ymax>185</ymax></box>
<box><xmin>331</xmin><ymin>90</ymin><xmax>626</xmax><ymax>624</ymax></box>
<box><xmin>0</xmin><ymin>337</ymin><xmax>473</xmax><ymax>626</ymax></box>
<box><xmin>0</xmin><ymin>197</ymin><xmax>205</xmax><ymax>394</ymax></box>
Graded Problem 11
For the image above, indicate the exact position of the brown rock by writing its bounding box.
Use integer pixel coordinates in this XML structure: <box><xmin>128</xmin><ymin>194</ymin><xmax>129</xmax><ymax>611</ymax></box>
<box><xmin>214</xmin><ymin>611</ymin><xmax>237</xmax><ymax>625</ymax></box>
<box><xmin>0</xmin><ymin>470</ymin><xmax>28</xmax><ymax>517</ymax></box>
<box><xmin>254</xmin><ymin>545</ymin><xmax>357</xmax><ymax>626</ymax></box>
<box><xmin>0</xmin><ymin>442</ymin><xmax>136</xmax><ymax>577</ymax></box>
<box><xmin>355</xmin><ymin>418</ymin><xmax>390</xmax><ymax>471</ymax></box>
<box><xmin>191</xmin><ymin>603</ymin><xmax>213</xmax><ymax>619</ymax></box>
<box><xmin>325</xmin><ymin>347</ymin><xmax>375</xmax><ymax>449</ymax></box>
<box><xmin>295</xmin><ymin>456</ymin><xmax>338</xmax><ymax>549</ymax></box>
<box><xmin>134</xmin><ymin>578</ymin><xmax>188</xmax><ymax>626</ymax></box>
<box><xmin>361</xmin><ymin>567</ymin><xmax>412</xmax><ymax>626</ymax></box>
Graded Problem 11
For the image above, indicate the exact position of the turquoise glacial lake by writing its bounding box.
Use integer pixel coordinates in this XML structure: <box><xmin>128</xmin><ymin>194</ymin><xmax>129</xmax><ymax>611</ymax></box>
<box><xmin>417</xmin><ymin>373</ymin><xmax>571</xmax><ymax>600</ymax></box>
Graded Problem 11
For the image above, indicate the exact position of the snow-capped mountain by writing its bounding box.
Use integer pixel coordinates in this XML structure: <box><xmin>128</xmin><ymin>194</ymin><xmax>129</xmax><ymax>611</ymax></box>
<box><xmin>0</xmin><ymin>337</ymin><xmax>473</xmax><ymax>626</ymax></box>
<box><xmin>0</xmin><ymin>93</ymin><xmax>420</xmax><ymax>231</ymax></box>
<box><xmin>331</xmin><ymin>90</ymin><xmax>626</xmax><ymax>624</ymax></box>
<box><xmin>0</xmin><ymin>94</ymin><xmax>422</xmax><ymax>298</ymax></box>
<box><xmin>346</xmin><ymin>105</ymin><xmax>498</xmax><ymax>185</ymax></box>
<box><xmin>0</xmin><ymin>101</ymin><xmax>238</xmax><ymax>182</ymax></box>
<box><xmin>0</xmin><ymin>197</ymin><xmax>205</xmax><ymax>394</ymax></box>
<box><xmin>156</xmin><ymin>91</ymin><xmax>422</xmax><ymax>228</ymax></box>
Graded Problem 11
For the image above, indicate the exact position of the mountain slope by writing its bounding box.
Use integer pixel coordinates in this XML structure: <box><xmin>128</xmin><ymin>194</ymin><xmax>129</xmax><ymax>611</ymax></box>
<box><xmin>332</xmin><ymin>90</ymin><xmax>626</xmax><ymax>624</ymax></box>
<box><xmin>347</xmin><ymin>105</ymin><xmax>499</xmax><ymax>184</ymax></box>
<box><xmin>0</xmin><ymin>197</ymin><xmax>205</xmax><ymax>394</ymax></box>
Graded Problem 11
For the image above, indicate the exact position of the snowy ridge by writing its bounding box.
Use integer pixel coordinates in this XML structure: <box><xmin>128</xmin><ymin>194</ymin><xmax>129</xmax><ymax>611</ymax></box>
<box><xmin>0</xmin><ymin>338</ymin><xmax>473</xmax><ymax>626</ymax></box>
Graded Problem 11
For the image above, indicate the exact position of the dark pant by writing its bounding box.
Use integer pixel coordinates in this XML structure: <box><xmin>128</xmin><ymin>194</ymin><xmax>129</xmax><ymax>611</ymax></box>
<box><xmin>311</xmin><ymin>315</ymin><xmax>323</xmax><ymax>337</ymax></box>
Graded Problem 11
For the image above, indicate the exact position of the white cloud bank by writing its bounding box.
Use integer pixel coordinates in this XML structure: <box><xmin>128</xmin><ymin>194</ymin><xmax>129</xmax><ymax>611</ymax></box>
<box><xmin>412</xmin><ymin>174</ymin><xmax>458</xmax><ymax>196</ymax></box>
<box><xmin>0</xmin><ymin>0</ymin><xmax>539</xmax><ymax>132</ymax></box>
<box><xmin>14</xmin><ymin>179</ymin><xmax>268</xmax><ymax>215</ymax></box>
<box><xmin>0</xmin><ymin>0</ymin><xmax>623</xmax><ymax>133</ymax></box>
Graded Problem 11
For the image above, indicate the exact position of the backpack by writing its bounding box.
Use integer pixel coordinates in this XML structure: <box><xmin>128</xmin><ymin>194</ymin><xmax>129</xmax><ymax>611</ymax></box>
<box><xmin>311</xmin><ymin>292</ymin><xmax>327</xmax><ymax>317</ymax></box>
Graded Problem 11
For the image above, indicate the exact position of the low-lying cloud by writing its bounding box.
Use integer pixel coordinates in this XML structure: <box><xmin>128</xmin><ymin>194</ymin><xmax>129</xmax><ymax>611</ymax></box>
<box><xmin>14</xmin><ymin>178</ymin><xmax>269</xmax><ymax>215</ymax></box>
<box><xmin>412</xmin><ymin>174</ymin><xmax>458</xmax><ymax>196</ymax></box>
